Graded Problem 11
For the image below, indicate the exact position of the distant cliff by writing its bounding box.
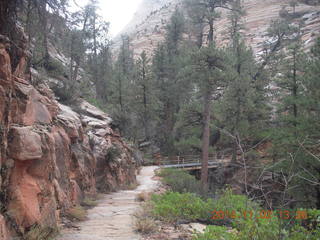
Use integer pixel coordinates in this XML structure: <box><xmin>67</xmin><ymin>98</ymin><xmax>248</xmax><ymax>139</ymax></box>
<box><xmin>114</xmin><ymin>0</ymin><xmax>320</xmax><ymax>57</ymax></box>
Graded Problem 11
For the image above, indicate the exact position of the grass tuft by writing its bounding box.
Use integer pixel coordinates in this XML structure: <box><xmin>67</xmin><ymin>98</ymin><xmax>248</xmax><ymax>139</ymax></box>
<box><xmin>66</xmin><ymin>205</ymin><xmax>87</xmax><ymax>221</ymax></box>
<box><xmin>136</xmin><ymin>191</ymin><xmax>151</xmax><ymax>202</ymax></box>
<box><xmin>24</xmin><ymin>224</ymin><xmax>59</xmax><ymax>240</ymax></box>
<box><xmin>134</xmin><ymin>203</ymin><xmax>158</xmax><ymax>234</ymax></box>
<box><xmin>81</xmin><ymin>197</ymin><xmax>98</xmax><ymax>208</ymax></box>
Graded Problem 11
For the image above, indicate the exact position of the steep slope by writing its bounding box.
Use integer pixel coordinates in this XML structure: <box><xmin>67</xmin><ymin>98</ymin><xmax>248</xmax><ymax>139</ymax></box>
<box><xmin>115</xmin><ymin>0</ymin><xmax>320</xmax><ymax>57</ymax></box>
<box><xmin>0</xmin><ymin>29</ymin><xmax>136</xmax><ymax>239</ymax></box>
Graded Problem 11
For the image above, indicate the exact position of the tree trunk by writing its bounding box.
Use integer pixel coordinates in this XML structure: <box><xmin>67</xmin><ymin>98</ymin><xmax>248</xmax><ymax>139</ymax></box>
<box><xmin>164</xmin><ymin>101</ymin><xmax>175</xmax><ymax>155</ymax></box>
<box><xmin>143</xmin><ymin>83</ymin><xmax>150</xmax><ymax>139</ymax></box>
<box><xmin>208</xmin><ymin>19</ymin><xmax>214</xmax><ymax>44</ymax></box>
<box><xmin>39</xmin><ymin>1</ymin><xmax>49</xmax><ymax>67</ymax></box>
<box><xmin>293</xmin><ymin>49</ymin><xmax>298</xmax><ymax>122</ymax></box>
<box><xmin>118</xmin><ymin>76</ymin><xmax>123</xmax><ymax>111</ymax></box>
<box><xmin>201</xmin><ymin>89</ymin><xmax>211</xmax><ymax>189</ymax></box>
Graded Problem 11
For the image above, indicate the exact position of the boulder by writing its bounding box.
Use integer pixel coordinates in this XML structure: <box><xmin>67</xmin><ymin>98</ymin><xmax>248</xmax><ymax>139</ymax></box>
<box><xmin>8</xmin><ymin>126</ymin><xmax>42</xmax><ymax>161</ymax></box>
<box><xmin>13</xmin><ymin>82</ymin><xmax>53</xmax><ymax>125</ymax></box>
<box><xmin>57</xmin><ymin>104</ymin><xmax>82</xmax><ymax>139</ymax></box>
<box><xmin>80</xmin><ymin>100</ymin><xmax>111</xmax><ymax>122</ymax></box>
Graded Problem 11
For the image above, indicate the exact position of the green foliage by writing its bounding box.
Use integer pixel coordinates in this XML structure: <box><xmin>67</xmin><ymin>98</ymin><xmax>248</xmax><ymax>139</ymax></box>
<box><xmin>213</xmin><ymin>188</ymin><xmax>258</xmax><ymax>217</ymax></box>
<box><xmin>151</xmin><ymin>9</ymin><xmax>189</xmax><ymax>155</ymax></box>
<box><xmin>195</xmin><ymin>191</ymin><xmax>320</xmax><ymax>240</ymax></box>
<box><xmin>85</xmin><ymin>97</ymin><xmax>106</xmax><ymax>110</ymax></box>
<box><xmin>45</xmin><ymin>57</ymin><xmax>66</xmax><ymax>77</ymax></box>
<box><xmin>25</xmin><ymin>224</ymin><xmax>59</xmax><ymax>240</ymax></box>
<box><xmin>81</xmin><ymin>197</ymin><xmax>98</xmax><ymax>208</ymax></box>
<box><xmin>193</xmin><ymin>225</ymin><xmax>237</xmax><ymax>240</ymax></box>
<box><xmin>157</xmin><ymin>168</ymin><xmax>204</xmax><ymax>195</ymax></box>
<box><xmin>66</xmin><ymin>205</ymin><xmax>87</xmax><ymax>221</ymax></box>
<box><xmin>151</xmin><ymin>192</ymin><xmax>214</xmax><ymax>223</ymax></box>
<box><xmin>105</xmin><ymin>145</ymin><xmax>121</xmax><ymax>162</ymax></box>
<box><xmin>51</xmin><ymin>84</ymin><xmax>79</xmax><ymax>104</ymax></box>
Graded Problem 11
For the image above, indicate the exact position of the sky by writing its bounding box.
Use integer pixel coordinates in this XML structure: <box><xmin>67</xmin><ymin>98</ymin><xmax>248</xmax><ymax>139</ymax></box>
<box><xmin>72</xmin><ymin>0</ymin><xmax>143</xmax><ymax>37</ymax></box>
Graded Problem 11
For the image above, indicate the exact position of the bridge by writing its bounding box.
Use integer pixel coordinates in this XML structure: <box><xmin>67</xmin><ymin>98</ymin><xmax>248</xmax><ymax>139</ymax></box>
<box><xmin>157</xmin><ymin>154</ymin><xmax>237</xmax><ymax>170</ymax></box>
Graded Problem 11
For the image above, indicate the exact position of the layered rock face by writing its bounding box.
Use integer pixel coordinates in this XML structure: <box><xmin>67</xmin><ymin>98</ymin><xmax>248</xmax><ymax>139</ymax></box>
<box><xmin>116</xmin><ymin>0</ymin><xmax>320</xmax><ymax>57</ymax></box>
<box><xmin>0</xmin><ymin>33</ymin><xmax>136</xmax><ymax>238</ymax></box>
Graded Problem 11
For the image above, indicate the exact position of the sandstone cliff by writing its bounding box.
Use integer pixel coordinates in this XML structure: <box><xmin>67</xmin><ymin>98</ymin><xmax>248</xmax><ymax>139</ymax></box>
<box><xmin>115</xmin><ymin>0</ymin><xmax>320</xmax><ymax>57</ymax></box>
<box><xmin>0</xmin><ymin>31</ymin><xmax>136</xmax><ymax>239</ymax></box>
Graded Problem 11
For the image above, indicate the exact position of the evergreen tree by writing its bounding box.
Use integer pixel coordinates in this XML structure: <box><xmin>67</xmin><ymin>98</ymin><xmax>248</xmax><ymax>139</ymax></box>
<box><xmin>135</xmin><ymin>51</ymin><xmax>153</xmax><ymax>140</ymax></box>
<box><xmin>218</xmin><ymin>0</ymin><xmax>270</xmax><ymax>162</ymax></box>
<box><xmin>263</xmin><ymin>3</ymin><xmax>320</xmax><ymax>208</ymax></box>
<box><xmin>110</xmin><ymin>35</ymin><xmax>135</xmax><ymax>136</ymax></box>
<box><xmin>184</xmin><ymin>0</ymin><xmax>232</xmax><ymax>188</ymax></box>
<box><xmin>152</xmin><ymin>9</ymin><xmax>186</xmax><ymax>155</ymax></box>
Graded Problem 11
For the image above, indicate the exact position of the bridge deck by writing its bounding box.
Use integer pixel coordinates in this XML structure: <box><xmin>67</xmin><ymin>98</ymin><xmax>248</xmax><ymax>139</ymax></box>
<box><xmin>155</xmin><ymin>154</ymin><xmax>237</xmax><ymax>170</ymax></box>
<box><xmin>162</xmin><ymin>161</ymin><xmax>220</xmax><ymax>169</ymax></box>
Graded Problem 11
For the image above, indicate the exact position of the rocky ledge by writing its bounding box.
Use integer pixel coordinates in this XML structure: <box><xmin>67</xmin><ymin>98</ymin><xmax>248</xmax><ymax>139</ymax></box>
<box><xmin>0</xmin><ymin>36</ymin><xmax>137</xmax><ymax>239</ymax></box>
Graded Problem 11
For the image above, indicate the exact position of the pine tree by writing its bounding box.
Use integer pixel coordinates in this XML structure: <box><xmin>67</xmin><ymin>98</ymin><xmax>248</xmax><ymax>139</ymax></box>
<box><xmin>109</xmin><ymin>35</ymin><xmax>135</xmax><ymax>136</ymax></box>
<box><xmin>152</xmin><ymin>9</ymin><xmax>185</xmax><ymax>155</ymax></box>
<box><xmin>184</xmin><ymin>0</ymin><xmax>232</xmax><ymax>188</ymax></box>
<box><xmin>135</xmin><ymin>51</ymin><xmax>153</xmax><ymax>140</ymax></box>
<box><xmin>219</xmin><ymin>0</ymin><xmax>270</xmax><ymax>163</ymax></box>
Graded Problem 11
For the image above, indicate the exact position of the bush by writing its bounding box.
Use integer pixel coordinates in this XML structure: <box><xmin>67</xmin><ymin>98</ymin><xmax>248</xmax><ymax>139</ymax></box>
<box><xmin>66</xmin><ymin>205</ymin><xmax>87</xmax><ymax>221</ymax></box>
<box><xmin>211</xmin><ymin>188</ymin><xmax>259</xmax><ymax>226</ymax></box>
<box><xmin>134</xmin><ymin>217</ymin><xmax>158</xmax><ymax>234</ymax></box>
<box><xmin>195</xmin><ymin>218</ymin><xmax>320</xmax><ymax>240</ymax></box>
<box><xmin>105</xmin><ymin>145</ymin><xmax>121</xmax><ymax>162</ymax></box>
<box><xmin>136</xmin><ymin>191</ymin><xmax>151</xmax><ymax>202</ymax></box>
<box><xmin>24</xmin><ymin>224</ymin><xmax>59</xmax><ymax>240</ymax></box>
<box><xmin>126</xmin><ymin>182</ymin><xmax>138</xmax><ymax>190</ymax></box>
<box><xmin>81</xmin><ymin>197</ymin><xmax>98</xmax><ymax>208</ymax></box>
<box><xmin>52</xmin><ymin>84</ymin><xmax>79</xmax><ymax>104</ymax></box>
<box><xmin>45</xmin><ymin>57</ymin><xmax>66</xmax><ymax>78</ymax></box>
<box><xmin>151</xmin><ymin>192</ymin><xmax>214</xmax><ymax>223</ymax></box>
<box><xmin>193</xmin><ymin>225</ymin><xmax>237</xmax><ymax>240</ymax></box>
<box><xmin>195</xmin><ymin>191</ymin><xmax>320</xmax><ymax>240</ymax></box>
<box><xmin>86</xmin><ymin>97</ymin><xmax>106</xmax><ymax>110</ymax></box>
<box><xmin>134</xmin><ymin>203</ymin><xmax>158</xmax><ymax>234</ymax></box>
<box><xmin>157</xmin><ymin>168</ymin><xmax>205</xmax><ymax>196</ymax></box>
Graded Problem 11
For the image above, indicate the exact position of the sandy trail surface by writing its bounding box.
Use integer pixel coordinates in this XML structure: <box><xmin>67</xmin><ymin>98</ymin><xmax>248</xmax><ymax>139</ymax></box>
<box><xmin>56</xmin><ymin>166</ymin><xmax>159</xmax><ymax>240</ymax></box>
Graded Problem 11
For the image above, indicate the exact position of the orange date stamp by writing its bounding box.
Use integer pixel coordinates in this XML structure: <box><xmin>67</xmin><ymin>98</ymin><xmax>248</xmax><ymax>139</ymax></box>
<box><xmin>211</xmin><ymin>210</ymin><xmax>308</xmax><ymax>220</ymax></box>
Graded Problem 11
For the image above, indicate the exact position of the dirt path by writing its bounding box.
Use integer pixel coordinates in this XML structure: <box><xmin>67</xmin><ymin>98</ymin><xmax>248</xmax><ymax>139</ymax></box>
<box><xmin>56</xmin><ymin>166</ymin><xmax>159</xmax><ymax>240</ymax></box>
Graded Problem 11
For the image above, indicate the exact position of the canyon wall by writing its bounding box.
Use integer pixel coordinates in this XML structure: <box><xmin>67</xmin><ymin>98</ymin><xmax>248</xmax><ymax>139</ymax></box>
<box><xmin>0</xmin><ymin>31</ymin><xmax>136</xmax><ymax>239</ymax></box>
<box><xmin>115</xmin><ymin>0</ymin><xmax>320</xmax><ymax>57</ymax></box>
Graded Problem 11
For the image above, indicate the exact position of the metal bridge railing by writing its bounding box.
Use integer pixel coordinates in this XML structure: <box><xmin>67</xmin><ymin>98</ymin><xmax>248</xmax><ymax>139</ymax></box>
<box><xmin>159</xmin><ymin>154</ymin><xmax>221</xmax><ymax>167</ymax></box>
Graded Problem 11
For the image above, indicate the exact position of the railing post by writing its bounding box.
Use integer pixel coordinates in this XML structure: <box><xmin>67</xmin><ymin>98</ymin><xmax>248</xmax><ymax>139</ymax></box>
<box><xmin>178</xmin><ymin>155</ymin><xmax>180</xmax><ymax>165</ymax></box>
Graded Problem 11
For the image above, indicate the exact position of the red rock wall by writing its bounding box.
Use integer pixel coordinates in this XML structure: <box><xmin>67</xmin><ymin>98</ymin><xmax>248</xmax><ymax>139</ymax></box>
<box><xmin>0</xmin><ymin>37</ymin><xmax>136</xmax><ymax>239</ymax></box>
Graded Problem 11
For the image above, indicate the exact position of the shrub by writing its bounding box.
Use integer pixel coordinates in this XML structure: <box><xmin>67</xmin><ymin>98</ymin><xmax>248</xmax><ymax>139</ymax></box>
<box><xmin>24</xmin><ymin>224</ymin><xmax>59</xmax><ymax>240</ymax></box>
<box><xmin>157</xmin><ymin>168</ymin><xmax>205</xmax><ymax>196</ymax></box>
<box><xmin>288</xmin><ymin>224</ymin><xmax>320</xmax><ymax>240</ymax></box>
<box><xmin>151</xmin><ymin>192</ymin><xmax>214</xmax><ymax>223</ymax></box>
<box><xmin>136</xmin><ymin>191</ymin><xmax>151</xmax><ymax>202</ymax></box>
<box><xmin>66</xmin><ymin>205</ymin><xmax>87</xmax><ymax>221</ymax></box>
<box><xmin>105</xmin><ymin>145</ymin><xmax>121</xmax><ymax>162</ymax></box>
<box><xmin>81</xmin><ymin>197</ymin><xmax>98</xmax><ymax>208</ymax></box>
<box><xmin>126</xmin><ymin>182</ymin><xmax>138</xmax><ymax>190</ymax></box>
<box><xmin>134</xmin><ymin>203</ymin><xmax>158</xmax><ymax>234</ymax></box>
<box><xmin>134</xmin><ymin>217</ymin><xmax>158</xmax><ymax>234</ymax></box>
<box><xmin>45</xmin><ymin>57</ymin><xmax>66</xmax><ymax>78</ymax></box>
<box><xmin>210</xmin><ymin>188</ymin><xmax>259</xmax><ymax>226</ymax></box>
<box><xmin>51</xmin><ymin>84</ymin><xmax>79</xmax><ymax>104</ymax></box>
<box><xmin>86</xmin><ymin>97</ymin><xmax>106</xmax><ymax>110</ymax></box>
<box><xmin>193</xmin><ymin>225</ymin><xmax>237</xmax><ymax>240</ymax></box>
